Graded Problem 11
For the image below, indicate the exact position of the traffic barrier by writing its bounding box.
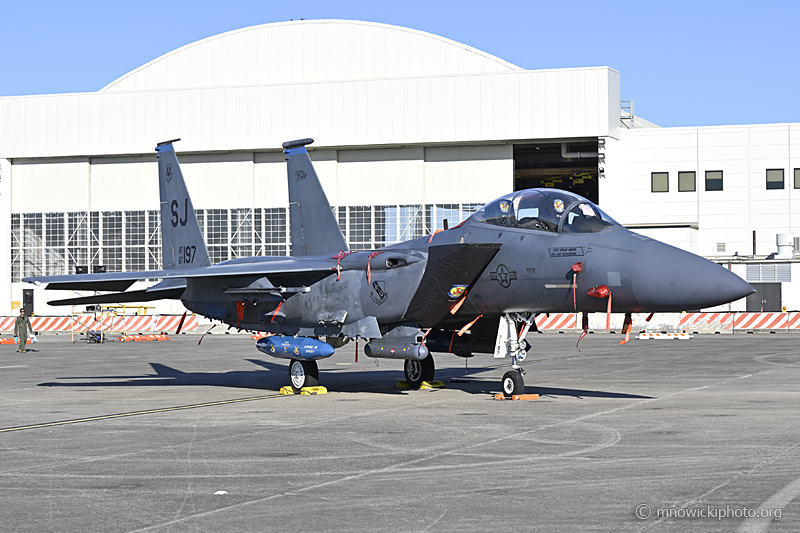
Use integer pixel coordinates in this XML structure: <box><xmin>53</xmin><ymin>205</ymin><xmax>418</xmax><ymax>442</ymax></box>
<box><xmin>118</xmin><ymin>334</ymin><xmax>170</xmax><ymax>342</ymax></box>
<box><xmin>0</xmin><ymin>337</ymin><xmax>34</xmax><ymax>344</ymax></box>
<box><xmin>681</xmin><ymin>312</ymin><xmax>734</xmax><ymax>332</ymax></box>
<box><xmin>531</xmin><ymin>312</ymin><xmax>800</xmax><ymax>333</ymax></box>
<box><xmin>637</xmin><ymin>332</ymin><xmax>692</xmax><ymax>340</ymax></box>
<box><xmin>3</xmin><ymin>313</ymin><xmax>797</xmax><ymax>334</ymax></box>
<box><xmin>535</xmin><ymin>312</ymin><xmax>679</xmax><ymax>331</ymax></box>
<box><xmin>156</xmin><ymin>315</ymin><xmax>198</xmax><ymax>332</ymax></box>
<box><xmin>732</xmin><ymin>313</ymin><xmax>788</xmax><ymax>330</ymax></box>
<box><xmin>535</xmin><ymin>313</ymin><xmax>577</xmax><ymax>330</ymax></box>
<box><xmin>0</xmin><ymin>315</ymin><xmax>198</xmax><ymax>333</ymax></box>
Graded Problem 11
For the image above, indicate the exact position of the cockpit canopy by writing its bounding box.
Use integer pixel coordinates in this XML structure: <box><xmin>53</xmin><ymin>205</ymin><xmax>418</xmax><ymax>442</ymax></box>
<box><xmin>471</xmin><ymin>189</ymin><xmax>618</xmax><ymax>234</ymax></box>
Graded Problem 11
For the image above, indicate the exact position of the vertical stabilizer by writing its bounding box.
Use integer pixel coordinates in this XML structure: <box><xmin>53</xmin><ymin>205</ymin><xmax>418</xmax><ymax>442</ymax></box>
<box><xmin>156</xmin><ymin>140</ymin><xmax>212</xmax><ymax>269</ymax></box>
<box><xmin>284</xmin><ymin>139</ymin><xmax>348</xmax><ymax>256</ymax></box>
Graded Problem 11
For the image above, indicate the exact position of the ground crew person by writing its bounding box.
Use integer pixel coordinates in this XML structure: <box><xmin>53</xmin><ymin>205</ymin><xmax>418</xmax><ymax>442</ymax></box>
<box><xmin>14</xmin><ymin>309</ymin><xmax>34</xmax><ymax>353</ymax></box>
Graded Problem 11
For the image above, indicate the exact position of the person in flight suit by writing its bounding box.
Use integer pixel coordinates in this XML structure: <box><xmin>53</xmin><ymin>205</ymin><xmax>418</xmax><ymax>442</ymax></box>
<box><xmin>14</xmin><ymin>309</ymin><xmax>34</xmax><ymax>353</ymax></box>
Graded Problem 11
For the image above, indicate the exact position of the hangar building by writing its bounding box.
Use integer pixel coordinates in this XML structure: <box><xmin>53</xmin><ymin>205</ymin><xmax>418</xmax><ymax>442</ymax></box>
<box><xmin>1</xmin><ymin>20</ymin><xmax>798</xmax><ymax>316</ymax></box>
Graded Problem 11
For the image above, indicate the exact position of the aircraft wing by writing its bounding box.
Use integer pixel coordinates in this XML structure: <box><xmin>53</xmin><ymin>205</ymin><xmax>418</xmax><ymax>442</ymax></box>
<box><xmin>404</xmin><ymin>243</ymin><xmax>502</xmax><ymax>328</ymax></box>
<box><xmin>23</xmin><ymin>257</ymin><xmax>337</xmax><ymax>305</ymax></box>
<box><xmin>23</xmin><ymin>257</ymin><xmax>335</xmax><ymax>286</ymax></box>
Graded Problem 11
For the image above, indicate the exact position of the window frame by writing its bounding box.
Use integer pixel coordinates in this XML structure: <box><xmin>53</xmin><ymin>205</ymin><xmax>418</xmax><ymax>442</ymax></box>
<box><xmin>651</xmin><ymin>172</ymin><xmax>669</xmax><ymax>193</ymax></box>
<box><xmin>678</xmin><ymin>171</ymin><xmax>696</xmax><ymax>192</ymax></box>
<box><xmin>766</xmin><ymin>168</ymin><xmax>784</xmax><ymax>190</ymax></box>
<box><xmin>794</xmin><ymin>168</ymin><xmax>800</xmax><ymax>189</ymax></box>
<box><xmin>705</xmin><ymin>170</ymin><xmax>723</xmax><ymax>191</ymax></box>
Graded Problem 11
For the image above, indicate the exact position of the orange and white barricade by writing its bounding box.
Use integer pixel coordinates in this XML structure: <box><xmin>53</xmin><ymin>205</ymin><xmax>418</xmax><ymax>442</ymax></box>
<box><xmin>0</xmin><ymin>314</ymin><xmax>199</xmax><ymax>333</ymax></box>
<box><xmin>681</xmin><ymin>312</ymin><xmax>735</xmax><ymax>332</ymax></box>
<box><xmin>535</xmin><ymin>313</ymin><xmax>578</xmax><ymax>330</ymax></box>
<box><xmin>732</xmin><ymin>312</ymin><xmax>789</xmax><ymax>330</ymax></box>
<box><xmin>156</xmin><ymin>315</ymin><xmax>199</xmax><ymax>332</ymax></box>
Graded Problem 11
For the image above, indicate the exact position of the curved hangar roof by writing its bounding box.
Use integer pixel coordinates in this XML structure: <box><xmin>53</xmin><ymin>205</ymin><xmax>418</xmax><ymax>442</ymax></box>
<box><xmin>101</xmin><ymin>19</ymin><xmax>523</xmax><ymax>92</ymax></box>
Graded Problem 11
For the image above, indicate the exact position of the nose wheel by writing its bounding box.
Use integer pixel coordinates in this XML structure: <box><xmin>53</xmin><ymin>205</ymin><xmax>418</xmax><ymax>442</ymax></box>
<box><xmin>502</xmin><ymin>367</ymin><xmax>526</xmax><ymax>398</ymax></box>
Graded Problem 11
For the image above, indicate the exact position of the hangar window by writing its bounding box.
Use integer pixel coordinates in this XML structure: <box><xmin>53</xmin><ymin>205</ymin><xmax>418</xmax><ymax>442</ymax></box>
<box><xmin>705</xmin><ymin>171</ymin><xmax>723</xmax><ymax>191</ymax></box>
<box><xmin>795</xmin><ymin>169</ymin><xmax>800</xmax><ymax>189</ymax></box>
<box><xmin>262</xmin><ymin>208</ymin><xmax>288</xmax><ymax>256</ymax></box>
<box><xmin>11</xmin><ymin>214</ymin><xmax>20</xmax><ymax>282</ymax></box>
<box><xmin>348</xmin><ymin>206</ymin><xmax>373</xmax><ymax>251</ymax></box>
<box><xmin>766</xmin><ymin>169</ymin><xmax>784</xmax><ymax>190</ymax></box>
<box><xmin>651</xmin><ymin>172</ymin><xmax>669</xmax><ymax>192</ymax></box>
<box><xmin>678</xmin><ymin>171</ymin><xmax>696</xmax><ymax>192</ymax></box>
<box><xmin>67</xmin><ymin>212</ymin><xmax>89</xmax><ymax>275</ymax></box>
<box><xmin>45</xmin><ymin>214</ymin><xmax>65</xmax><ymax>275</ymax></box>
<box><xmin>22</xmin><ymin>214</ymin><xmax>43</xmax><ymax>277</ymax></box>
<box><xmin>101</xmin><ymin>212</ymin><xmax>123</xmax><ymax>273</ymax></box>
<box><xmin>426</xmin><ymin>204</ymin><xmax>460</xmax><ymax>233</ymax></box>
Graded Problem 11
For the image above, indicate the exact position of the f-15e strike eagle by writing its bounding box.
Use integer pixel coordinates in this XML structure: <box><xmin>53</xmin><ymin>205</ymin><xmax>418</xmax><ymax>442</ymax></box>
<box><xmin>24</xmin><ymin>138</ymin><xmax>754</xmax><ymax>397</ymax></box>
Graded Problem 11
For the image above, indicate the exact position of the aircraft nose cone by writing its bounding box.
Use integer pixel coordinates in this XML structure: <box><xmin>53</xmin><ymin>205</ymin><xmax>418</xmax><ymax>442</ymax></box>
<box><xmin>631</xmin><ymin>241</ymin><xmax>754</xmax><ymax>311</ymax></box>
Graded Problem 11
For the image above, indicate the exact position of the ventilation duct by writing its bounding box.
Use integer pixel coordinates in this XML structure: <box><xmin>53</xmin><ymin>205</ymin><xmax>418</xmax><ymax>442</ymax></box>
<box><xmin>561</xmin><ymin>143</ymin><xmax>598</xmax><ymax>159</ymax></box>
<box><xmin>776</xmin><ymin>233</ymin><xmax>794</xmax><ymax>259</ymax></box>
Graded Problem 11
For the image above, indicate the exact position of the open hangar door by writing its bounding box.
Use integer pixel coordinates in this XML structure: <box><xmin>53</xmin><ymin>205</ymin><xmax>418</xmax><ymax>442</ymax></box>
<box><xmin>513</xmin><ymin>140</ymin><xmax>600</xmax><ymax>204</ymax></box>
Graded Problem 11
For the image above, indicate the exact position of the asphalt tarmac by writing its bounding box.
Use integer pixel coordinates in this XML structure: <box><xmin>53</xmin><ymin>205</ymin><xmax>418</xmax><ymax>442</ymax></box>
<box><xmin>1</xmin><ymin>331</ymin><xmax>799</xmax><ymax>532</ymax></box>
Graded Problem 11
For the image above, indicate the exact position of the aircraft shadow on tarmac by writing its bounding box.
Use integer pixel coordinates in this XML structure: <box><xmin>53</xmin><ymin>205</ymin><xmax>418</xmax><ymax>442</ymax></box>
<box><xmin>38</xmin><ymin>359</ymin><xmax>433</xmax><ymax>394</ymax></box>
<box><xmin>437</xmin><ymin>378</ymin><xmax>652</xmax><ymax>399</ymax></box>
<box><xmin>37</xmin><ymin>359</ymin><xmax>652</xmax><ymax>399</ymax></box>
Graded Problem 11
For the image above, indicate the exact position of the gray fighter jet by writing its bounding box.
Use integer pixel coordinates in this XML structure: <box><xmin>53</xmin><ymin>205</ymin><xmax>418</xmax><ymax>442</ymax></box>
<box><xmin>24</xmin><ymin>139</ymin><xmax>754</xmax><ymax>397</ymax></box>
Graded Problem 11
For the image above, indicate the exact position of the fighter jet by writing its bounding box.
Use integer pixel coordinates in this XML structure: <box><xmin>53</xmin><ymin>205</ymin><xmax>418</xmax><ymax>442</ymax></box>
<box><xmin>23</xmin><ymin>138</ymin><xmax>754</xmax><ymax>397</ymax></box>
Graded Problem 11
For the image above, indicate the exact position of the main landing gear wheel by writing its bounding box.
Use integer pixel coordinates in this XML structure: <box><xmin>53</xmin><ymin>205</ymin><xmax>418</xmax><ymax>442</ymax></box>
<box><xmin>404</xmin><ymin>355</ymin><xmax>435</xmax><ymax>388</ymax></box>
<box><xmin>502</xmin><ymin>370</ymin><xmax>525</xmax><ymax>398</ymax></box>
<box><xmin>289</xmin><ymin>359</ymin><xmax>319</xmax><ymax>392</ymax></box>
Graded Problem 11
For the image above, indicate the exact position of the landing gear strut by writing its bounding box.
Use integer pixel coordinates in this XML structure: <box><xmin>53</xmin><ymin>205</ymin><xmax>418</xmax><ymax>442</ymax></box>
<box><xmin>495</xmin><ymin>313</ymin><xmax>534</xmax><ymax>398</ymax></box>
<box><xmin>289</xmin><ymin>359</ymin><xmax>319</xmax><ymax>392</ymax></box>
<box><xmin>404</xmin><ymin>355</ymin><xmax>435</xmax><ymax>388</ymax></box>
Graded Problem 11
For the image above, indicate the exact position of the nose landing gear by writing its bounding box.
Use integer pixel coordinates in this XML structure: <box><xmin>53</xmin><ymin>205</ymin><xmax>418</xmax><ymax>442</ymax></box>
<box><xmin>495</xmin><ymin>313</ymin><xmax>534</xmax><ymax>398</ymax></box>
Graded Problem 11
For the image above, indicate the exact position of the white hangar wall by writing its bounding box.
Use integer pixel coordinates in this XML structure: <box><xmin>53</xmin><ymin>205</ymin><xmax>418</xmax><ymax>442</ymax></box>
<box><xmin>0</xmin><ymin>66</ymin><xmax>619</xmax><ymax>159</ymax></box>
<box><xmin>0</xmin><ymin>20</ymin><xmax>621</xmax><ymax>316</ymax></box>
<box><xmin>603</xmin><ymin>123</ymin><xmax>800</xmax><ymax>312</ymax></box>
<box><xmin>604</xmin><ymin>124</ymin><xmax>800</xmax><ymax>258</ymax></box>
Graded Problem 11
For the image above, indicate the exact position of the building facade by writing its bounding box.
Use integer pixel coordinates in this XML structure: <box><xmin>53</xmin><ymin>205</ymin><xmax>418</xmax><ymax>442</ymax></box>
<box><xmin>1</xmin><ymin>20</ymin><xmax>797</xmax><ymax>316</ymax></box>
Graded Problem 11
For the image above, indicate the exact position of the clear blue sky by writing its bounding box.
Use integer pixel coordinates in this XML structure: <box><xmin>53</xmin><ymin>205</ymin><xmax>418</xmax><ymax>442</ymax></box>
<box><xmin>2</xmin><ymin>0</ymin><xmax>797</xmax><ymax>127</ymax></box>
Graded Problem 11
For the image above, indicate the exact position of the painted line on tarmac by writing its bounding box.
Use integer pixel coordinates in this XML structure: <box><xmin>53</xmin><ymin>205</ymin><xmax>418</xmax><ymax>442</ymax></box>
<box><xmin>737</xmin><ymin>473</ymin><xmax>800</xmax><ymax>533</ymax></box>
<box><xmin>0</xmin><ymin>393</ymin><xmax>285</xmax><ymax>433</ymax></box>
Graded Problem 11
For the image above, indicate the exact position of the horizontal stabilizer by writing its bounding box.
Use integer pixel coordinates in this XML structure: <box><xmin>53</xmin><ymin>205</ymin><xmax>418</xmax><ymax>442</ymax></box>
<box><xmin>47</xmin><ymin>287</ymin><xmax>186</xmax><ymax>306</ymax></box>
<box><xmin>404</xmin><ymin>243</ymin><xmax>502</xmax><ymax>327</ymax></box>
<box><xmin>45</xmin><ymin>280</ymin><xmax>136</xmax><ymax>292</ymax></box>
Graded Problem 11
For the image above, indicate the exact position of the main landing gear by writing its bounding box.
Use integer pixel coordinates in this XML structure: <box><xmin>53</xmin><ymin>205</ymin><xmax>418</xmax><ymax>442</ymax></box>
<box><xmin>495</xmin><ymin>313</ymin><xmax>534</xmax><ymax>398</ymax></box>
<box><xmin>289</xmin><ymin>359</ymin><xmax>319</xmax><ymax>392</ymax></box>
<box><xmin>404</xmin><ymin>355</ymin><xmax>435</xmax><ymax>388</ymax></box>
